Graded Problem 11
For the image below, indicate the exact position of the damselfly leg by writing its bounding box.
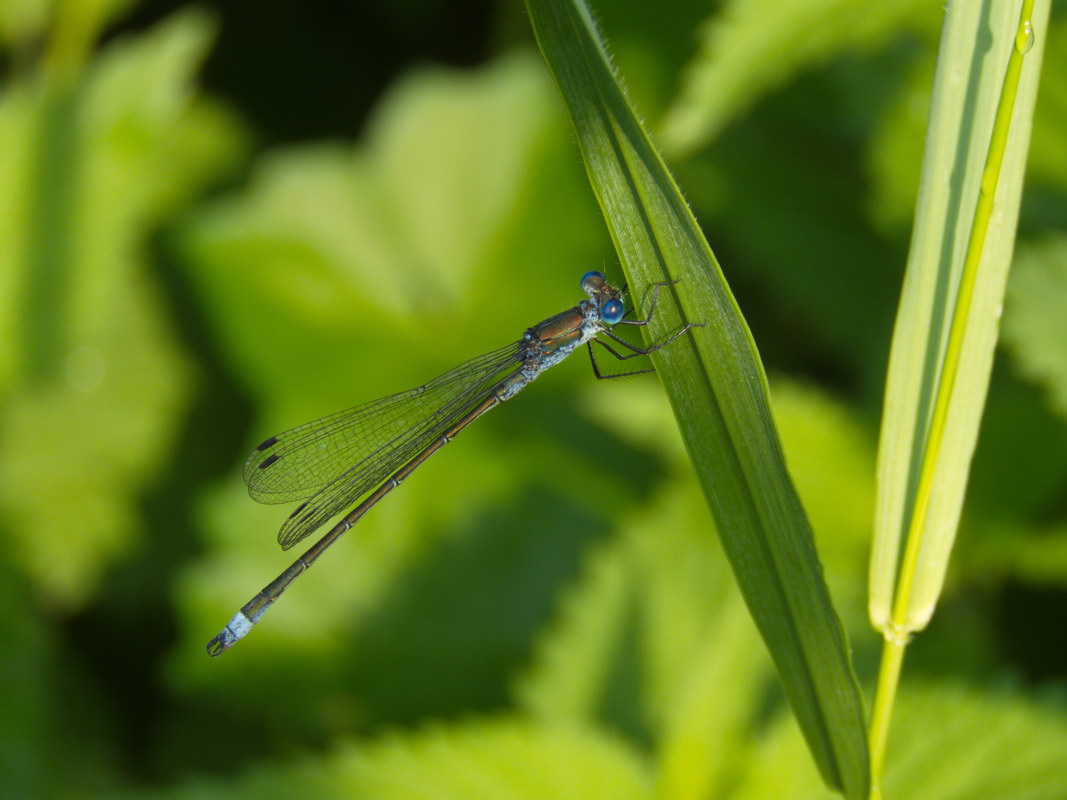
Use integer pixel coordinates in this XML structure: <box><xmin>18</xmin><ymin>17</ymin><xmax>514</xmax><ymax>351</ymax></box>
<box><xmin>587</xmin><ymin>278</ymin><xmax>705</xmax><ymax>380</ymax></box>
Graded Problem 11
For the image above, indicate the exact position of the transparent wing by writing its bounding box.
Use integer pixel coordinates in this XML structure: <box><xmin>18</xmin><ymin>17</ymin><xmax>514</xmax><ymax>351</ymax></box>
<box><xmin>243</xmin><ymin>341</ymin><xmax>524</xmax><ymax>550</ymax></box>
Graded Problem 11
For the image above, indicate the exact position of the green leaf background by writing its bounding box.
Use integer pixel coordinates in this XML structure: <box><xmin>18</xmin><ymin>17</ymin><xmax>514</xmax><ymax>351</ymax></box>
<box><xmin>1</xmin><ymin>1</ymin><xmax>1065</xmax><ymax>798</ymax></box>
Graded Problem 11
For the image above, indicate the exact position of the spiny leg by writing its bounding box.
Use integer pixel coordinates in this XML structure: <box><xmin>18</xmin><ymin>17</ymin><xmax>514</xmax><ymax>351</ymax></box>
<box><xmin>590</xmin><ymin>276</ymin><xmax>705</xmax><ymax>378</ymax></box>
<box><xmin>616</xmin><ymin>278</ymin><xmax>680</xmax><ymax>328</ymax></box>
<box><xmin>587</xmin><ymin>319</ymin><xmax>699</xmax><ymax>378</ymax></box>
<box><xmin>616</xmin><ymin>278</ymin><xmax>706</xmax><ymax>346</ymax></box>
<box><xmin>592</xmin><ymin>336</ymin><xmax>648</xmax><ymax>361</ymax></box>
<box><xmin>601</xmin><ymin>322</ymin><xmax>702</xmax><ymax>357</ymax></box>
<box><xmin>587</xmin><ymin>341</ymin><xmax>656</xmax><ymax>380</ymax></box>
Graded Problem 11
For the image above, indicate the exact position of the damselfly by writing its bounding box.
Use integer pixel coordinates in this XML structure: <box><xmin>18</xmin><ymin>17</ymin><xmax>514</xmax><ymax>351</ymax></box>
<box><xmin>207</xmin><ymin>271</ymin><xmax>698</xmax><ymax>656</ymax></box>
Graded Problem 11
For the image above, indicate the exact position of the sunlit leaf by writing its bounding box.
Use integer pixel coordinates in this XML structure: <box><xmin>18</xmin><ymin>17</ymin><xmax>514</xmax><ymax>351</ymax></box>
<box><xmin>870</xmin><ymin>0</ymin><xmax>1052</xmax><ymax>632</ymax></box>
<box><xmin>0</xmin><ymin>10</ymin><xmax>238</xmax><ymax>607</ymax></box>
<box><xmin>0</xmin><ymin>277</ymin><xmax>191</xmax><ymax>607</ymax></box>
<box><xmin>0</xmin><ymin>9</ymin><xmax>225</xmax><ymax>386</ymax></box>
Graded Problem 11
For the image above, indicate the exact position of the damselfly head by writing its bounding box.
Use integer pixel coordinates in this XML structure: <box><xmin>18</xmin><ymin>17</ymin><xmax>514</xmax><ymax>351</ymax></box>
<box><xmin>580</xmin><ymin>270</ymin><xmax>607</xmax><ymax>295</ymax></box>
<box><xmin>580</xmin><ymin>270</ymin><xmax>623</xmax><ymax>306</ymax></box>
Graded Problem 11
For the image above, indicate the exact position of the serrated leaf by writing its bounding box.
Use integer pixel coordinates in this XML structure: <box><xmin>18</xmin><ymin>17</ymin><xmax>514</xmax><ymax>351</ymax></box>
<box><xmin>118</xmin><ymin>718</ymin><xmax>652</xmax><ymax>800</ymax></box>
<box><xmin>731</xmin><ymin>684</ymin><xmax>1067</xmax><ymax>800</ymax></box>
<box><xmin>515</xmin><ymin>477</ymin><xmax>774</xmax><ymax>799</ymax></box>
<box><xmin>530</xmin><ymin>379</ymin><xmax>878</xmax><ymax>799</ymax></box>
<box><xmin>514</xmin><ymin>528</ymin><xmax>637</xmax><ymax>725</ymax></box>
<box><xmin>526</xmin><ymin>1</ymin><xmax>869</xmax><ymax>795</ymax></box>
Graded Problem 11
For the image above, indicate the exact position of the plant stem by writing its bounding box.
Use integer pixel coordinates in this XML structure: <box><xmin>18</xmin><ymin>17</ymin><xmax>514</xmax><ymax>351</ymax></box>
<box><xmin>867</xmin><ymin>635</ymin><xmax>905</xmax><ymax>800</ymax></box>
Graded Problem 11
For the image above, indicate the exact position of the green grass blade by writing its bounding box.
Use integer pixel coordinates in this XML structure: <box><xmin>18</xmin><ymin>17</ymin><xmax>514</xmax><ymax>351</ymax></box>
<box><xmin>870</xmin><ymin>0</ymin><xmax>1050</xmax><ymax>634</ymax></box>
<box><xmin>867</xmin><ymin>1</ymin><xmax>1049</xmax><ymax>793</ymax></box>
<box><xmin>525</xmin><ymin>1</ymin><xmax>869</xmax><ymax>796</ymax></box>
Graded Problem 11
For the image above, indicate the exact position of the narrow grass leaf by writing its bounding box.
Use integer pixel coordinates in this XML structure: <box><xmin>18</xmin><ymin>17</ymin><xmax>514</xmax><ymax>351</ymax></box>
<box><xmin>870</xmin><ymin>0</ymin><xmax>1051</xmax><ymax>633</ymax></box>
<box><xmin>525</xmin><ymin>1</ymin><xmax>869</xmax><ymax>796</ymax></box>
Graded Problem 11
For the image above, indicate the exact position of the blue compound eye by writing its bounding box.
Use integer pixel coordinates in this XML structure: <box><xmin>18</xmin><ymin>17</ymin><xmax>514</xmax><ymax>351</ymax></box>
<box><xmin>581</xmin><ymin>270</ymin><xmax>606</xmax><ymax>294</ymax></box>
<box><xmin>601</xmin><ymin>298</ymin><xmax>625</xmax><ymax>325</ymax></box>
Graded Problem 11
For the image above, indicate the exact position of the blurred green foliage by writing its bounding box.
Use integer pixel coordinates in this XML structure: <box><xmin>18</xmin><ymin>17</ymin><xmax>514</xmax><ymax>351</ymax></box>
<box><xmin>1</xmin><ymin>1</ymin><xmax>1065</xmax><ymax>798</ymax></box>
